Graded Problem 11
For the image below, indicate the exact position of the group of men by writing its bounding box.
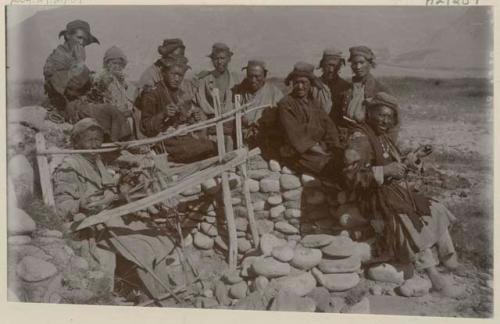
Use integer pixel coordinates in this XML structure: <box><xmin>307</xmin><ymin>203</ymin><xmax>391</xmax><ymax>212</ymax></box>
<box><xmin>43</xmin><ymin>20</ymin><xmax>466</xmax><ymax>299</ymax></box>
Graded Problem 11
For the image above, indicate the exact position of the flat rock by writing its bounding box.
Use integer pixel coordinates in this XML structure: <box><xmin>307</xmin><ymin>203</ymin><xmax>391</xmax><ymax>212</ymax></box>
<box><xmin>280</xmin><ymin>174</ymin><xmax>301</xmax><ymax>190</ymax></box>
<box><xmin>300</xmin><ymin>234</ymin><xmax>335</xmax><ymax>248</ymax></box>
<box><xmin>285</xmin><ymin>209</ymin><xmax>301</xmax><ymax>219</ymax></box>
<box><xmin>321</xmin><ymin>236</ymin><xmax>356</xmax><ymax>258</ymax></box>
<box><xmin>282</xmin><ymin>189</ymin><xmax>303</xmax><ymax>201</ymax></box>
<box><xmin>247</xmin><ymin>179</ymin><xmax>260</xmax><ymax>192</ymax></box>
<box><xmin>248</xmin><ymin>169</ymin><xmax>271</xmax><ymax>180</ymax></box>
<box><xmin>290</xmin><ymin>246</ymin><xmax>322</xmax><ymax>270</ymax></box>
<box><xmin>275</xmin><ymin>271</ymin><xmax>317</xmax><ymax>296</ymax></box>
<box><xmin>255</xmin><ymin>211</ymin><xmax>271</xmax><ymax>219</ymax></box>
<box><xmin>253</xmin><ymin>200</ymin><xmax>266</xmax><ymax>211</ymax></box>
<box><xmin>367</xmin><ymin>263</ymin><xmax>404</xmax><ymax>284</ymax></box>
<box><xmin>271</xmin><ymin>245</ymin><xmax>295</xmax><ymax>262</ymax></box>
<box><xmin>238</xmin><ymin>238</ymin><xmax>252</xmax><ymax>253</ymax></box>
<box><xmin>193</xmin><ymin>232</ymin><xmax>214</xmax><ymax>250</ymax></box>
<box><xmin>181</xmin><ymin>184</ymin><xmax>202</xmax><ymax>196</ymax></box>
<box><xmin>257</xmin><ymin>219</ymin><xmax>274</xmax><ymax>236</ymax></box>
<box><xmin>399</xmin><ymin>276</ymin><xmax>432</xmax><ymax>297</ymax></box>
<box><xmin>275</xmin><ymin>221</ymin><xmax>299</xmax><ymax>235</ymax></box>
<box><xmin>16</xmin><ymin>256</ymin><xmax>57</xmax><ymax>282</ymax></box>
<box><xmin>200</xmin><ymin>222</ymin><xmax>218</xmax><ymax>237</ymax></box>
<box><xmin>248</xmin><ymin>157</ymin><xmax>269</xmax><ymax>171</ymax></box>
<box><xmin>312</xmin><ymin>269</ymin><xmax>360</xmax><ymax>292</ymax></box>
<box><xmin>306</xmin><ymin>287</ymin><xmax>333</xmax><ymax>312</ymax></box>
<box><xmin>260</xmin><ymin>178</ymin><xmax>280</xmax><ymax>193</ymax></box>
<box><xmin>235</xmin><ymin>218</ymin><xmax>249</xmax><ymax>232</ymax></box>
<box><xmin>281</xmin><ymin>166</ymin><xmax>295</xmax><ymax>175</ymax></box>
<box><xmin>251</xmin><ymin>257</ymin><xmax>291</xmax><ymax>278</ymax></box>
<box><xmin>229</xmin><ymin>281</ymin><xmax>249</xmax><ymax>299</ymax></box>
<box><xmin>260</xmin><ymin>233</ymin><xmax>287</xmax><ymax>256</ymax></box>
<box><xmin>318</xmin><ymin>255</ymin><xmax>361</xmax><ymax>274</ymax></box>
<box><xmin>252</xmin><ymin>276</ymin><xmax>269</xmax><ymax>292</ymax></box>
<box><xmin>269</xmin><ymin>160</ymin><xmax>281</xmax><ymax>172</ymax></box>
<box><xmin>8</xmin><ymin>235</ymin><xmax>32</xmax><ymax>245</ymax></box>
<box><xmin>270</xmin><ymin>290</ymin><xmax>316</xmax><ymax>312</ymax></box>
<box><xmin>284</xmin><ymin>201</ymin><xmax>301</xmax><ymax>209</ymax></box>
<box><xmin>8</xmin><ymin>208</ymin><xmax>36</xmax><ymax>235</ymax></box>
<box><xmin>267</xmin><ymin>195</ymin><xmax>283</xmax><ymax>205</ymax></box>
<box><xmin>305</xmin><ymin>190</ymin><xmax>326</xmax><ymax>205</ymax></box>
<box><xmin>270</xmin><ymin>205</ymin><xmax>286</xmax><ymax>219</ymax></box>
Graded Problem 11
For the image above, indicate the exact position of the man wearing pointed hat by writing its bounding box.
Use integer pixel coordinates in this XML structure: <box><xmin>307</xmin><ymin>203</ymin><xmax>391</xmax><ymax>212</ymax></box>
<box><xmin>43</xmin><ymin>19</ymin><xmax>100</xmax><ymax>115</ymax></box>
<box><xmin>278</xmin><ymin>62</ymin><xmax>344</xmax><ymax>180</ymax></box>
<box><xmin>139</xmin><ymin>55</ymin><xmax>217</xmax><ymax>163</ymax></box>
<box><xmin>232</xmin><ymin>59</ymin><xmax>284</xmax><ymax>147</ymax></box>
<box><xmin>316</xmin><ymin>48</ymin><xmax>351</xmax><ymax>124</ymax></box>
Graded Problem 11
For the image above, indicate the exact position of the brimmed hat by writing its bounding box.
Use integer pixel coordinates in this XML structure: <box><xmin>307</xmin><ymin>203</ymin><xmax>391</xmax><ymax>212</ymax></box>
<box><xmin>71</xmin><ymin>118</ymin><xmax>103</xmax><ymax>144</ymax></box>
<box><xmin>158</xmin><ymin>55</ymin><xmax>191</xmax><ymax>72</ymax></box>
<box><xmin>241</xmin><ymin>59</ymin><xmax>267</xmax><ymax>73</ymax></box>
<box><xmin>208</xmin><ymin>42</ymin><xmax>234</xmax><ymax>58</ymax></box>
<box><xmin>318</xmin><ymin>48</ymin><xmax>345</xmax><ymax>68</ymax></box>
<box><xmin>366</xmin><ymin>92</ymin><xmax>400</xmax><ymax>124</ymax></box>
<box><xmin>284</xmin><ymin>61</ymin><xmax>321</xmax><ymax>87</ymax></box>
<box><xmin>348</xmin><ymin>46</ymin><xmax>375</xmax><ymax>62</ymax></box>
<box><xmin>158</xmin><ymin>38</ymin><xmax>185</xmax><ymax>58</ymax></box>
<box><xmin>58</xmin><ymin>20</ymin><xmax>99</xmax><ymax>46</ymax></box>
<box><xmin>103</xmin><ymin>46</ymin><xmax>127</xmax><ymax>66</ymax></box>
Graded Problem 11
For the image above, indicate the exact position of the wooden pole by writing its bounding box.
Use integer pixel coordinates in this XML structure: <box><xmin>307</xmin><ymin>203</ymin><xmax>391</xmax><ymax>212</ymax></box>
<box><xmin>35</xmin><ymin>133</ymin><xmax>55</xmax><ymax>207</ymax></box>
<box><xmin>213</xmin><ymin>89</ymin><xmax>238</xmax><ymax>271</ymax></box>
<box><xmin>234</xmin><ymin>95</ymin><xmax>260</xmax><ymax>248</ymax></box>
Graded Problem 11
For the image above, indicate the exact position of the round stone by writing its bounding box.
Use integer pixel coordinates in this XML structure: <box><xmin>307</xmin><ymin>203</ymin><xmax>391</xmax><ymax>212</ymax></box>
<box><xmin>367</xmin><ymin>263</ymin><xmax>404</xmax><ymax>285</ymax></box>
<box><xmin>181</xmin><ymin>184</ymin><xmax>202</xmax><ymax>196</ymax></box>
<box><xmin>257</xmin><ymin>219</ymin><xmax>274</xmax><ymax>236</ymax></box>
<box><xmin>235</xmin><ymin>218</ymin><xmax>249</xmax><ymax>232</ymax></box>
<box><xmin>280</xmin><ymin>174</ymin><xmax>301</xmax><ymax>190</ymax></box>
<box><xmin>259</xmin><ymin>178</ymin><xmax>280</xmax><ymax>193</ymax></box>
<box><xmin>251</xmin><ymin>257</ymin><xmax>291</xmax><ymax>278</ymax></box>
<box><xmin>260</xmin><ymin>233</ymin><xmax>287</xmax><ymax>256</ymax></box>
<box><xmin>284</xmin><ymin>201</ymin><xmax>301</xmax><ymax>209</ymax></box>
<box><xmin>252</xmin><ymin>276</ymin><xmax>269</xmax><ymax>292</ymax></box>
<box><xmin>312</xmin><ymin>269</ymin><xmax>360</xmax><ymax>292</ymax></box>
<box><xmin>306</xmin><ymin>287</ymin><xmax>333</xmax><ymax>312</ymax></box>
<box><xmin>300</xmin><ymin>234</ymin><xmax>335</xmax><ymax>248</ymax></box>
<box><xmin>270</xmin><ymin>205</ymin><xmax>286</xmax><ymax>219</ymax></box>
<box><xmin>275</xmin><ymin>271</ymin><xmax>317</xmax><ymax>297</ymax></box>
<box><xmin>229</xmin><ymin>281</ymin><xmax>248</xmax><ymax>299</ymax></box>
<box><xmin>318</xmin><ymin>255</ymin><xmax>361</xmax><ymax>274</ymax></box>
<box><xmin>283</xmin><ymin>189</ymin><xmax>303</xmax><ymax>201</ymax></box>
<box><xmin>290</xmin><ymin>246</ymin><xmax>322</xmax><ymax>270</ymax></box>
<box><xmin>16</xmin><ymin>256</ymin><xmax>57</xmax><ymax>282</ymax></box>
<box><xmin>8</xmin><ymin>235</ymin><xmax>32</xmax><ymax>245</ymax></box>
<box><xmin>200</xmin><ymin>222</ymin><xmax>218</xmax><ymax>237</ymax></box>
<box><xmin>223</xmin><ymin>270</ymin><xmax>243</xmax><ymax>284</ymax></box>
<box><xmin>232</xmin><ymin>197</ymin><xmax>242</xmax><ymax>205</ymax></box>
<box><xmin>271</xmin><ymin>245</ymin><xmax>295</xmax><ymax>262</ymax></box>
<box><xmin>267</xmin><ymin>195</ymin><xmax>283</xmax><ymax>206</ymax></box>
<box><xmin>247</xmin><ymin>179</ymin><xmax>260</xmax><ymax>192</ymax></box>
<box><xmin>248</xmin><ymin>169</ymin><xmax>271</xmax><ymax>180</ymax></box>
<box><xmin>285</xmin><ymin>209</ymin><xmax>301</xmax><ymax>219</ymax></box>
<box><xmin>281</xmin><ymin>166</ymin><xmax>294</xmax><ymax>175</ymax></box>
<box><xmin>274</xmin><ymin>221</ymin><xmax>299</xmax><ymax>235</ymax></box>
<box><xmin>321</xmin><ymin>236</ymin><xmax>356</xmax><ymax>258</ymax></box>
<box><xmin>269</xmin><ymin>160</ymin><xmax>281</xmax><ymax>172</ymax></box>
<box><xmin>253</xmin><ymin>200</ymin><xmax>266</xmax><ymax>211</ymax></box>
<box><xmin>238</xmin><ymin>238</ymin><xmax>252</xmax><ymax>253</ymax></box>
<box><xmin>193</xmin><ymin>232</ymin><xmax>214</xmax><ymax>250</ymax></box>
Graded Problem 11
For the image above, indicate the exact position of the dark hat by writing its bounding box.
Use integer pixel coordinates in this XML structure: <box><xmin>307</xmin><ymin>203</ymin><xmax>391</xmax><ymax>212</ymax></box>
<box><xmin>158</xmin><ymin>38</ymin><xmax>185</xmax><ymax>58</ymax></box>
<box><xmin>158</xmin><ymin>55</ymin><xmax>191</xmax><ymax>72</ymax></box>
<box><xmin>348</xmin><ymin>46</ymin><xmax>375</xmax><ymax>62</ymax></box>
<box><xmin>366</xmin><ymin>92</ymin><xmax>400</xmax><ymax>125</ymax></box>
<box><xmin>318</xmin><ymin>48</ymin><xmax>345</xmax><ymax>68</ymax></box>
<box><xmin>208</xmin><ymin>42</ymin><xmax>234</xmax><ymax>58</ymax></box>
<box><xmin>285</xmin><ymin>61</ymin><xmax>321</xmax><ymax>87</ymax></box>
<box><xmin>58</xmin><ymin>20</ymin><xmax>99</xmax><ymax>46</ymax></box>
<box><xmin>103</xmin><ymin>46</ymin><xmax>127</xmax><ymax>65</ymax></box>
<box><xmin>71</xmin><ymin>118</ymin><xmax>103</xmax><ymax>144</ymax></box>
<box><xmin>241</xmin><ymin>59</ymin><xmax>267</xmax><ymax>73</ymax></box>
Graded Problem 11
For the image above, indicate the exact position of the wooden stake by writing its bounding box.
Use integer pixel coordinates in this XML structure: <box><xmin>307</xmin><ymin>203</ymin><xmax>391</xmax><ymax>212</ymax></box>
<box><xmin>234</xmin><ymin>95</ymin><xmax>259</xmax><ymax>248</ymax></box>
<box><xmin>213</xmin><ymin>89</ymin><xmax>238</xmax><ymax>270</ymax></box>
<box><xmin>35</xmin><ymin>133</ymin><xmax>55</xmax><ymax>207</ymax></box>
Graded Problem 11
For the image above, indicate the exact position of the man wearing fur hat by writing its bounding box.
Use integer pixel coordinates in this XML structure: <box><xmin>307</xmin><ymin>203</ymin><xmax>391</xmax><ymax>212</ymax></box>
<box><xmin>278</xmin><ymin>62</ymin><xmax>344</xmax><ymax>181</ymax></box>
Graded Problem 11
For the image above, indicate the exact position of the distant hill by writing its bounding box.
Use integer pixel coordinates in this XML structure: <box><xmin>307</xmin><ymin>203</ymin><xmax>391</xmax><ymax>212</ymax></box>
<box><xmin>6</xmin><ymin>6</ymin><xmax>491</xmax><ymax>82</ymax></box>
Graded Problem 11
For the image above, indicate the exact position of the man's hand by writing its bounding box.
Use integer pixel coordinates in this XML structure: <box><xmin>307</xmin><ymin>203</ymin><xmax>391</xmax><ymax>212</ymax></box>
<box><xmin>383</xmin><ymin>162</ymin><xmax>407</xmax><ymax>179</ymax></box>
<box><xmin>193</xmin><ymin>109</ymin><xmax>204</xmax><ymax>122</ymax></box>
<box><xmin>166</xmin><ymin>104</ymin><xmax>178</xmax><ymax>117</ymax></box>
<box><xmin>71</xmin><ymin>42</ymin><xmax>86</xmax><ymax>63</ymax></box>
<box><xmin>80</xmin><ymin>189</ymin><xmax>117</xmax><ymax>213</ymax></box>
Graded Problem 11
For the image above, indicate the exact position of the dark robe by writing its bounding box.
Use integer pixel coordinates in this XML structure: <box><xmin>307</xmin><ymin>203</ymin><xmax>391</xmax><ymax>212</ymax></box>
<box><xmin>139</xmin><ymin>81</ymin><xmax>216</xmax><ymax>163</ymax></box>
<box><xmin>278</xmin><ymin>94</ymin><xmax>344</xmax><ymax>179</ymax></box>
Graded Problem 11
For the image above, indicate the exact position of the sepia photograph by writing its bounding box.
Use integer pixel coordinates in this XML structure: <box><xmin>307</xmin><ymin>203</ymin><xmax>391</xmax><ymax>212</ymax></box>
<box><xmin>4</xmin><ymin>2</ymin><xmax>495</xmax><ymax>320</ymax></box>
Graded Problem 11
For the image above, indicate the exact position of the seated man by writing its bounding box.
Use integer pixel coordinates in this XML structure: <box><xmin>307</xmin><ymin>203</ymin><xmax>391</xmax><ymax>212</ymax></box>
<box><xmin>278</xmin><ymin>62</ymin><xmax>344</xmax><ymax>182</ymax></box>
<box><xmin>53</xmin><ymin>118</ymin><xmax>176</xmax><ymax>299</ymax></box>
<box><xmin>232</xmin><ymin>59</ymin><xmax>284</xmax><ymax>147</ymax></box>
<box><xmin>139</xmin><ymin>56</ymin><xmax>217</xmax><ymax>163</ymax></box>
<box><xmin>342</xmin><ymin>92</ymin><xmax>462</xmax><ymax>297</ymax></box>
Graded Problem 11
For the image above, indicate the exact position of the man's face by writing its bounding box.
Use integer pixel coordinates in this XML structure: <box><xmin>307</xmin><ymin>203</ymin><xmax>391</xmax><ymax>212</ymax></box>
<box><xmin>105</xmin><ymin>58</ymin><xmax>126</xmax><ymax>75</ymax></box>
<box><xmin>292</xmin><ymin>76</ymin><xmax>311</xmax><ymax>98</ymax></box>
<box><xmin>321</xmin><ymin>57</ymin><xmax>342</xmax><ymax>81</ymax></box>
<box><xmin>67</xmin><ymin>29</ymin><xmax>88</xmax><ymax>47</ymax></box>
<box><xmin>369</xmin><ymin>105</ymin><xmax>395</xmax><ymax>135</ymax></box>
<box><xmin>246</xmin><ymin>66</ymin><xmax>266</xmax><ymax>92</ymax></box>
<box><xmin>211</xmin><ymin>52</ymin><xmax>230</xmax><ymax>74</ymax></box>
<box><xmin>163</xmin><ymin>65</ymin><xmax>186</xmax><ymax>90</ymax></box>
<box><xmin>76</xmin><ymin>128</ymin><xmax>104</xmax><ymax>149</ymax></box>
<box><xmin>350</xmin><ymin>55</ymin><xmax>371</xmax><ymax>79</ymax></box>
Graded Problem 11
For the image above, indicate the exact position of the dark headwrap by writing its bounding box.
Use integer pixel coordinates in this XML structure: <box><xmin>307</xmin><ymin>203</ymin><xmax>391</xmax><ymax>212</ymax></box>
<box><xmin>208</xmin><ymin>42</ymin><xmax>234</xmax><ymax>58</ymax></box>
<box><xmin>103</xmin><ymin>46</ymin><xmax>127</xmax><ymax>66</ymax></box>
<box><xmin>158</xmin><ymin>38</ymin><xmax>185</xmax><ymax>58</ymax></box>
<box><xmin>365</xmin><ymin>92</ymin><xmax>400</xmax><ymax>128</ymax></box>
<box><xmin>70</xmin><ymin>118</ymin><xmax>103</xmax><ymax>144</ymax></box>
<box><xmin>318</xmin><ymin>48</ymin><xmax>345</xmax><ymax>68</ymax></box>
<box><xmin>58</xmin><ymin>20</ymin><xmax>100</xmax><ymax>46</ymax></box>
<box><xmin>348</xmin><ymin>46</ymin><xmax>375</xmax><ymax>63</ymax></box>
<box><xmin>158</xmin><ymin>55</ymin><xmax>191</xmax><ymax>72</ymax></box>
<box><xmin>241</xmin><ymin>59</ymin><xmax>268</xmax><ymax>74</ymax></box>
<box><xmin>284</xmin><ymin>61</ymin><xmax>322</xmax><ymax>88</ymax></box>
